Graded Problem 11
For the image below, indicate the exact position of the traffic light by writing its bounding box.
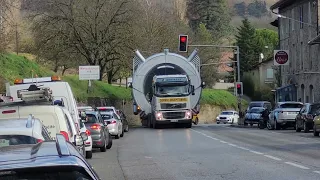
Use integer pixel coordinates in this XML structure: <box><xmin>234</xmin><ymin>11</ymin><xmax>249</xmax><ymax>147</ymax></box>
<box><xmin>236</xmin><ymin>82</ymin><xmax>243</xmax><ymax>96</ymax></box>
<box><xmin>179</xmin><ymin>35</ymin><xmax>188</xmax><ymax>52</ymax></box>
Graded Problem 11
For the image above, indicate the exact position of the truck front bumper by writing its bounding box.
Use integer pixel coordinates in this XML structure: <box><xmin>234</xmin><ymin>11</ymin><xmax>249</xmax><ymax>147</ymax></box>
<box><xmin>155</xmin><ymin>119</ymin><xmax>192</xmax><ymax>124</ymax></box>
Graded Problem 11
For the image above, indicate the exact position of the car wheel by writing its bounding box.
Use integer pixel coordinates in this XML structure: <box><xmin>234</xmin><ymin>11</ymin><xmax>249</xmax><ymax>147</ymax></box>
<box><xmin>106</xmin><ymin>134</ymin><xmax>113</xmax><ymax>149</ymax></box>
<box><xmin>120</xmin><ymin>129</ymin><xmax>124</xmax><ymax>137</ymax></box>
<box><xmin>195</xmin><ymin>118</ymin><xmax>199</xmax><ymax>125</ymax></box>
<box><xmin>100</xmin><ymin>135</ymin><xmax>107</xmax><ymax>152</ymax></box>
<box><xmin>314</xmin><ymin>125</ymin><xmax>319</xmax><ymax>136</ymax></box>
<box><xmin>303</xmin><ymin>121</ymin><xmax>309</xmax><ymax>133</ymax></box>
<box><xmin>86</xmin><ymin>151</ymin><xmax>93</xmax><ymax>159</ymax></box>
<box><xmin>217</xmin><ymin>122</ymin><xmax>220</xmax><ymax>124</ymax></box>
<box><xmin>295</xmin><ymin>122</ymin><xmax>301</xmax><ymax>132</ymax></box>
<box><xmin>267</xmin><ymin>120</ymin><xmax>274</xmax><ymax>130</ymax></box>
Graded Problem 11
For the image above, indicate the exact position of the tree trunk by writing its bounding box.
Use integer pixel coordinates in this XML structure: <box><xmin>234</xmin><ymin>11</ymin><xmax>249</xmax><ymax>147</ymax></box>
<box><xmin>62</xmin><ymin>66</ymin><xmax>68</xmax><ymax>75</ymax></box>
<box><xmin>119</xmin><ymin>78</ymin><xmax>122</xmax><ymax>87</ymax></box>
<box><xmin>99</xmin><ymin>67</ymin><xmax>104</xmax><ymax>81</ymax></box>
<box><xmin>107</xmin><ymin>71</ymin><xmax>113</xmax><ymax>84</ymax></box>
<box><xmin>53</xmin><ymin>64</ymin><xmax>58</xmax><ymax>73</ymax></box>
<box><xmin>125</xmin><ymin>77</ymin><xmax>128</xmax><ymax>89</ymax></box>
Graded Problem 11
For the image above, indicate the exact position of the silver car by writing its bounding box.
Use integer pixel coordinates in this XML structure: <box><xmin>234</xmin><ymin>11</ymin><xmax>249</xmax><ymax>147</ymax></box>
<box><xmin>101</xmin><ymin>112</ymin><xmax>123</xmax><ymax>139</ymax></box>
<box><xmin>268</xmin><ymin>102</ymin><xmax>303</xmax><ymax>130</ymax></box>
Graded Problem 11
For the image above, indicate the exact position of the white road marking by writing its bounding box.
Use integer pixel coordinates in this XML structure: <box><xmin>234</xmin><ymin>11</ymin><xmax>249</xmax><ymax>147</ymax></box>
<box><xmin>264</xmin><ymin>155</ymin><xmax>282</xmax><ymax>161</ymax></box>
<box><xmin>313</xmin><ymin>171</ymin><xmax>320</xmax><ymax>174</ymax></box>
<box><xmin>237</xmin><ymin>146</ymin><xmax>250</xmax><ymax>151</ymax></box>
<box><xmin>249</xmin><ymin>150</ymin><xmax>264</xmax><ymax>155</ymax></box>
<box><xmin>220</xmin><ymin>140</ymin><xmax>228</xmax><ymax>144</ymax></box>
<box><xmin>228</xmin><ymin>143</ymin><xmax>238</xmax><ymax>147</ymax></box>
<box><xmin>285</xmin><ymin>162</ymin><xmax>310</xmax><ymax>170</ymax></box>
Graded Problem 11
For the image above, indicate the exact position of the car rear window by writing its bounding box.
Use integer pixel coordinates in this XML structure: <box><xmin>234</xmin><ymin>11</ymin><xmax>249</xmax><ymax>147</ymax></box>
<box><xmin>84</xmin><ymin>114</ymin><xmax>98</xmax><ymax>123</ymax></box>
<box><xmin>101</xmin><ymin>114</ymin><xmax>112</xmax><ymax>120</ymax></box>
<box><xmin>249</xmin><ymin>108</ymin><xmax>264</xmax><ymax>113</ymax></box>
<box><xmin>0</xmin><ymin>135</ymin><xmax>37</xmax><ymax>146</ymax></box>
<box><xmin>280</xmin><ymin>103</ymin><xmax>303</xmax><ymax>108</ymax></box>
<box><xmin>221</xmin><ymin>112</ymin><xmax>233</xmax><ymax>115</ymax></box>
<box><xmin>0</xmin><ymin>166</ymin><xmax>92</xmax><ymax>180</ymax></box>
<box><xmin>249</xmin><ymin>103</ymin><xmax>262</xmax><ymax>108</ymax></box>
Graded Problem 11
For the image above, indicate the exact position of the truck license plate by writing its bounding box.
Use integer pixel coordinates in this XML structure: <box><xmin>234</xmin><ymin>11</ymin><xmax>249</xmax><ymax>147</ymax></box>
<box><xmin>171</xmin><ymin>120</ymin><xmax>178</xmax><ymax>122</ymax></box>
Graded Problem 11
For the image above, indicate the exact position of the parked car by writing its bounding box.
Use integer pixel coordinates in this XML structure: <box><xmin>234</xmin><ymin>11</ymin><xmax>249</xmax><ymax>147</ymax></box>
<box><xmin>216</xmin><ymin>110</ymin><xmax>239</xmax><ymax>124</ymax></box>
<box><xmin>101</xmin><ymin>112</ymin><xmax>124</xmax><ymax>139</ymax></box>
<box><xmin>245</xmin><ymin>107</ymin><xmax>265</xmax><ymax>126</ymax></box>
<box><xmin>268</xmin><ymin>102</ymin><xmax>303</xmax><ymax>130</ymax></box>
<box><xmin>79</xmin><ymin>120</ymin><xmax>93</xmax><ymax>159</ymax></box>
<box><xmin>116</xmin><ymin>109</ymin><xmax>129</xmax><ymax>132</ymax></box>
<box><xmin>295</xmin><ymin>103</ymin><xmax>320</xmax><ymax>133</ymax></box>
<box><xmin>0</xmin><ymin>134</ymin><xmax>101</xmax><ymax>180</ymax></box>
<box><xmin>246</xmin><ymin>101</ymin><xmax>272</xmax><ymax>112</ymax></box>
<box><xmin>0</xmin><ymin>116</ymin><xmax>51</xmax><ymax>146</ymax></box>
<box><xmin>82</xmin><ymin>111</ymin><xmax>112</xmax><ymax>152</ymax></box>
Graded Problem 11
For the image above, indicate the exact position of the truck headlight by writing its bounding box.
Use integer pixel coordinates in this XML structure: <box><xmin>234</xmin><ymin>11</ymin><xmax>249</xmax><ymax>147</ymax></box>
<box><xmin>185</xmin><ymin>111</ymin><xmax>191</xmax><ymax>119</ymax></box>
<box><xmin>156</xmin><ymin>112</ymin><xmax>162</xmax><ymax>120</ymax></box>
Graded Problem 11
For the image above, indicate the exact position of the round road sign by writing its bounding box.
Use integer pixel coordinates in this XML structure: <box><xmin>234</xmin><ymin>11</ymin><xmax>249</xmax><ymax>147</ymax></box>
<box><xmin>274</xmin><ymin>51</ymin><xmax>289</xmax><ymax>65</ymax></box>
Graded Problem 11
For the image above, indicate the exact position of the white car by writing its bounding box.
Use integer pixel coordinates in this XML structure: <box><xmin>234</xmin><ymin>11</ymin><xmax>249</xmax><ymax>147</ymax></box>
<box><xmin>79</xmin><ymin>120</ymin><xmax>93</xmax><ymax>159</ymax></box>
<box><xmin>101</xmin><ymin>112</ymin><xmax>123</xmax><ymax>139</ymax></box>
<box><xmin>216</xmin><ymin>111</ymin><xmax>239</xmax><ymax>124</ymax></box>
<box><xmin>0</xmin><ymin>115</ymin><xmax>52</xmax><ymax>146</ymax></box>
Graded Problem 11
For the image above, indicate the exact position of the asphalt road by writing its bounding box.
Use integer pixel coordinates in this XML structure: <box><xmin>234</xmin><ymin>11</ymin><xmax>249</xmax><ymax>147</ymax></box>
<box><xmin>88</xmin><ymin>124</ymin><xmax>320</xmax><ymax>180</ymax></box>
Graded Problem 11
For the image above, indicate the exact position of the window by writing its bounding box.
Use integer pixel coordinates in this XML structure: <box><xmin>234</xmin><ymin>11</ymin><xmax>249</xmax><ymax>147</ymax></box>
<box><xmin>310</xmin><ymin>85</ymin><xmax>314</xmax><ymax>103</ymax></box>
<box><xmin>84</xmin><ymin>114</ymin><xmax>98</xmax><ymax>123</ymax></box>
<box><xmin>291</xmin><ymin>8</ymin><xmax>295</xmax><ymax>31</ymax></box>
<box><xmin>64</xmin><ymin>114</ymin><xmax>73</xmax><ymax>137</ymax></box>
<box><xmin>101</xmin><ymin>114</ymin><xmax>112</xmax><ymax>120</ymax></box>
<box><xmin>300</xmin><ymin>6</ymin><xmax>304</xmax><ymax>29</ymax></box>
<box><xmin>41</xmin><ymin>126</ymin><xmax>52</xmax><ymax>140</ymax></box>
<box><xmin>0</xmin><ymin>135</ymin><xmax>37</xmax><ymax>146</ymax></box>
<box><xmin>266</xmin><ymin>69</ymin><xmax>274</xmax><ymax>79</ymax></box>
<box><xmin>280</xmin><ymin>103</ymin><xmax>303</xmax><ymax>109</ymax></box>
<box><xmin>301</xmin><ymin>42</ymin><xmax>304</xmax><ymax>70</ymax></box>
<box><xmin>0</xmin><ymin>166</ymin><xmax>93</xmax><ymax>180</ymax></box>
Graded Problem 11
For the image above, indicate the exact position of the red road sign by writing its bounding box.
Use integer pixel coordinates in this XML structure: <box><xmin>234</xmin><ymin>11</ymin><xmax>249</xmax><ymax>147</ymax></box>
<box><xmin>274</xmin><ymin>50</ymin><xmax>289</xmax><ymax>65</ymax></box>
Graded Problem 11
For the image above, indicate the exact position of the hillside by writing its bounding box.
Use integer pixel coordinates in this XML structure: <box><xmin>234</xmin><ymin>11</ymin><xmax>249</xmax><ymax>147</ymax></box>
<box><xmin>0</xmin><ymin>53</ymin><xmax>245</xmax><ymax>109</ymax></box>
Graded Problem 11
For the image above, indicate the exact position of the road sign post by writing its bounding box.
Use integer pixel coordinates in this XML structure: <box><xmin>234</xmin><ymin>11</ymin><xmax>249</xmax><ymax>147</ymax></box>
<box><xmin>79</xmin><ymin>66</ymin><xmax>100</xmax><ymax>94</ymax></box>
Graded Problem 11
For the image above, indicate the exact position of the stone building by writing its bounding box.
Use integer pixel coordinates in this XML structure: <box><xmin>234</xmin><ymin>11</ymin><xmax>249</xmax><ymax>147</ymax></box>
<box><xmin>270</xmin><ymin>0</ymin><xmax>320</xmax><ymax>103</ymax></box>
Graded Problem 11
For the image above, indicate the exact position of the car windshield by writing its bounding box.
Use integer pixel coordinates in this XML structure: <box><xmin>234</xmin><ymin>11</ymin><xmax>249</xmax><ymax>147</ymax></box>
<box><xmin>310</xmin><ymin>104</ymin><xmax>320</xmax><ymax>114</ymax></box>
<box><xmin>0</xmin><ymin>166</ymin><xmax>92</xmax><ymax>180</ymax></box>
<box><xmin>249</xmin><ymin>108</ymin><xmax>264</xmax><ymax>113</ymax></box>
<box><xmin>249</xmin><ymin>103</ymin><xmax>262</xmax><ymax>108</ymax></box>
<box><xmin>155</xmin><ymin>85</ymin><xmax>189</xmax><ymax>96</ymax></box>
<box><xmin>84</xmin><ymin>114</ymin><xmax>98</xmax><ymax>123</ymax></box>
<box><xmin>0</xmin><ymin>135</ymin><xmax>37</xmax><ymax>146</ymax></box>
<box><xmin>280</xmin><ymin>103</ymin><xmax>303</xmax><ymax>108</ymax></box>
<box><xmin>101</xmin><ymin>114</ymin><xmax>112</xmax><ymax>120</ymax></box>
<box><xmin>221</xmin><ymin>112</ymin><xmax>233</xmax><ymax>115</ymax></box>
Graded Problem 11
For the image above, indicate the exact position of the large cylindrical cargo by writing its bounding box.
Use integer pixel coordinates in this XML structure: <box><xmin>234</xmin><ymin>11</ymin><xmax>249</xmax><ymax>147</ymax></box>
<box><xmin>132</xmin><ymin>49</ymin><xmax>202</xmax><ymax>115</ymax></box>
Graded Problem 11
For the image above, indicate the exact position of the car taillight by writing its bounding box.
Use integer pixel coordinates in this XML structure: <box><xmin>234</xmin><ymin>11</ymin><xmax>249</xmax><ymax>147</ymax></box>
<box><xmin>2</xmin><ymin>110</ymin><xmax>16</xmax><ymax>114</ymax></box>
<box><xmin>37</xmin><ymin>139</ymin><xmax>43</xmax><ymax>143</ymax></box>
<box><xmin>60</xmin><ymin>131</ymin><xmax>70</xmax><ymax>141</ymax></box>
<box><xmin>111</xmin><ymin>120</ymin><xmax>116</xmax><ymax>124</ymax></box>
<box><xmin>85</xmin><ymin>129</ymin><xmax>91</xmax><ymax>136</ymax></box>
<box><xmin>90</xmin><ymin>124</ymin><xmax>101</xmax><ymax>130</ymax></box>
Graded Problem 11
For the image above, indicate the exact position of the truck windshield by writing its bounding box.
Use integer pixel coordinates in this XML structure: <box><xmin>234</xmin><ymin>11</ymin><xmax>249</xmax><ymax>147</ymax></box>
<box><xmin>155</xmin><ymin>85</ymin><xmax>189</xmax><ymax>97</ymax></box>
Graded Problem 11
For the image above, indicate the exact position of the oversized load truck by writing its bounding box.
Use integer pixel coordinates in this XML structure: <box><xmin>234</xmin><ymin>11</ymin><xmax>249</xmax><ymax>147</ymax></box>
<box><xmin>130</xmin><ymin>49</ymin><xmax>205</xmax><ymax>128</ymax></box>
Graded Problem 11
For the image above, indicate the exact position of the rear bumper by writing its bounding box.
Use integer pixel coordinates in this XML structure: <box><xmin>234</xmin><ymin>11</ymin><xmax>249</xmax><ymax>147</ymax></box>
<box><xmin>245</xmin><ymin>119</ymin><xmax>261</xmax><ymax>124</ymax></box>
<box><xmin>108</xmin><ymin>128</ymin><xmax>119</xmax><ymax>135</ymax></box>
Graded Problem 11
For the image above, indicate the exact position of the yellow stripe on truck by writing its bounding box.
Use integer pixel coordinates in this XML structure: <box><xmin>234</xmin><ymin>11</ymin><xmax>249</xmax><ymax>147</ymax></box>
<box><xmin>159</xmin><ymin>98</ymin><xmax>188</xmax><ymax>102</ymax></box>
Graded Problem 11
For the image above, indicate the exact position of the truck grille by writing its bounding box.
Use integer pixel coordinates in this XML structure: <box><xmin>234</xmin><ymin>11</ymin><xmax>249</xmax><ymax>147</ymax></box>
<box><xmin>160</xmin><ymin>103</ymin><xmax>187</xmax><ymax>109</ymax></box>
<box><xmin>162</xmin><ymin>112</ymin><xmax>185</xmax><ymax>119</ymax></box>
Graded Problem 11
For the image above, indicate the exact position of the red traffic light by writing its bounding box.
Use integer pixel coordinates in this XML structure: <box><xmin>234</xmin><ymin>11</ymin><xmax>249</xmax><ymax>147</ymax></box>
<box><xmin>180</xmin><ymin>36</ymin><xmax>187</xmax><ymax>43</ymax></box>
<box><xmin>237</xmin><ymin>84</ymin><xmax>241</xmax><ymax>88</ymax></box>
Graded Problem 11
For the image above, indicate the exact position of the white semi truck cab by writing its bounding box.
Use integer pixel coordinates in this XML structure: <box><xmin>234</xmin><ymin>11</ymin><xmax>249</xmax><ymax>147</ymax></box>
<box><xmin>150</xmin><ymin>75</ymin><xmax>194</xmax><ymax>127</ymax></box>
<box><xmin>130</xmin><ymin>49</ymin><xmax>205</xmax><ymax>129</ymax></box>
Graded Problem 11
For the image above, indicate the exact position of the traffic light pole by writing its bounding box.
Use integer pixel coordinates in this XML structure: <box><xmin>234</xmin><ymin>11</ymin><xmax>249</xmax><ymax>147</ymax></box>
<box><xmin>188</xmin><ymin>44</ymin><xmax>243</xmax><ymax>124</ymax></box>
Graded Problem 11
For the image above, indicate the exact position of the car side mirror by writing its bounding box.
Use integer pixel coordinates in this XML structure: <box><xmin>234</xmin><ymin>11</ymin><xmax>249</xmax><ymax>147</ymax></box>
<box><xmin>80</xmin><ymin>132</ymin><xmax>88</xmax><ymax>141</ymax></box>
<box><xmin>191</xmin><ymin>85</ymin><xmax>195</xmax><ymax>95</ymax></box>
<box><xmin>201</xmin><ymin>82</ymin><xmax>206</xmax><ymax>88</ymax></box>
<box><xmin>74</xmin><ymin>134</ymin><xmax>84</xmax><ymax>146</ymax></box>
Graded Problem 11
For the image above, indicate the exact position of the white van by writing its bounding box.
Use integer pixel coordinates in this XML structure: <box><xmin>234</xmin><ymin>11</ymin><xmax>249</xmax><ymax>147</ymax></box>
<box><xmin>8</xmin><ymin>76</ymin><xmax>81</xmax><ymax>131</ymax></box>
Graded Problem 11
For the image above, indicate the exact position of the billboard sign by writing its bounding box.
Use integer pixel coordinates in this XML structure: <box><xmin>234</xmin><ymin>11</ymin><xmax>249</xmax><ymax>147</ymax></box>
<box><xmin>274</xmin><ymin>50</ymin><xmax>289</xmax><ymax>66</ymax></box>
<box><xmin>79</xmin><ymin>66</ymin><xmax>100</xmax><ymax>80</ymax></box>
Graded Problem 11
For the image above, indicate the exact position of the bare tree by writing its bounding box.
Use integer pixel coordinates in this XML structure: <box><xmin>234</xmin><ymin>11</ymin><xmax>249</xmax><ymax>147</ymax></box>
<box><xmin>30</xmin><ymin>0</ymin><xmax>134</xmax><ymax>81</ymax></box>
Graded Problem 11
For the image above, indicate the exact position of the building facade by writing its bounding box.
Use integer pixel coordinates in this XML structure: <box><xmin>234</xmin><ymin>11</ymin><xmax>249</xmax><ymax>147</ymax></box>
<box><xmin>271</xmin><ymin>0</ymin><xmax>320</xmax><ymax>103</ymax></box>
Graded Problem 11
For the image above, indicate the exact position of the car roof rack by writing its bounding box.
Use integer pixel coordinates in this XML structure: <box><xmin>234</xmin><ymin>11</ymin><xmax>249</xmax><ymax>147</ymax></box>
<box><xmin>17</xmin><ymin>84</ymin><xmax>53</xmax><ymax>102</ymax></box>
<box><xmin>55</xmin><ymin>134</ymin><xmax>70</xmax><ymax>156</ymax></box>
